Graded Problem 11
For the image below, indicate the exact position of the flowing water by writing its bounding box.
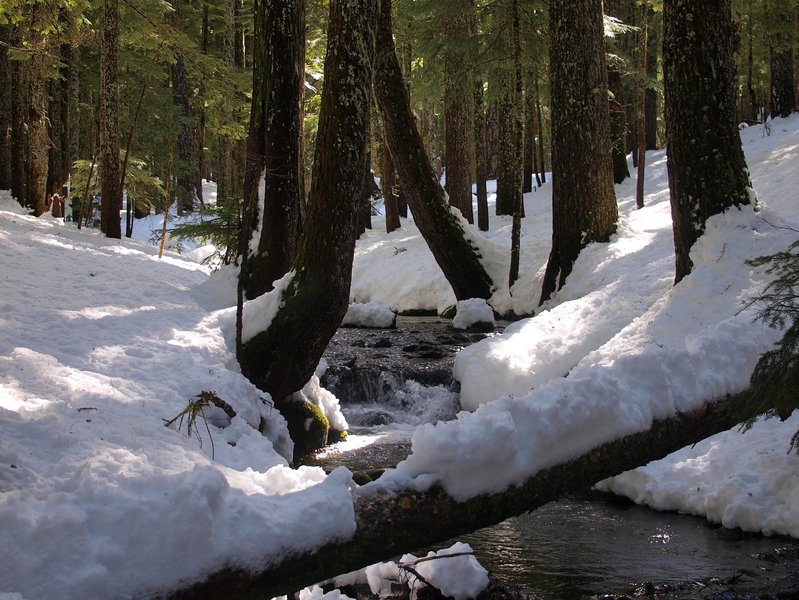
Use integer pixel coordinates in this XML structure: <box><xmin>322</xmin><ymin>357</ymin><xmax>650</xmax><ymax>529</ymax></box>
<box><xmin>314</xmin><ymin>318</ymin><xmax>799</xmax><ymax>599</ymax></box>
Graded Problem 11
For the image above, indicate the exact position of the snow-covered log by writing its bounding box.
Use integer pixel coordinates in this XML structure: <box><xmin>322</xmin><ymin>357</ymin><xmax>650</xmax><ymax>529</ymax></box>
<box><xmin>163</xmin><ymin>393</ymin><xmax>751</xmax><ymax>600</ymax></box>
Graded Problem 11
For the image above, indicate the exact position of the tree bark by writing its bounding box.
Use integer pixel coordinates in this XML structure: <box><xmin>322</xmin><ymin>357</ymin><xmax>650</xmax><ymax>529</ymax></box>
<box><xmin>474</xmin><ymin>78</ymin><xmax>489</xmax><ymax>232</ymax></box>
<box><xmin>243</xmin><ymin>0</ymin><xmax>306</xmax><ymax>299</ymax></box>
<box><xmin>0</xmin><ymin>25</ymin><xmax>11</xmax><ymax>190</ymax></box>
<box><xmin>534</xmin><ymin>75</ymin><xmax>546</xmax><ymax>184</ymax></box>
<box><xmin>27</xmin><ymin>7</ymin><xmax>50</xmax><ymax>217</ymax></box>
<box><xmin>540</xmin><ymin>0</ymin><xmax>618</xmax><ymax>304</ymax></box>
<box><xmin>163</xmin><ymin>389</ymin><xmax>762</xmax><ymax>600</ymax></box>
<box><xmin>373</xmin><ymin>0</ymin><xmax>493</xmax><ymax>301</ymax></box>
<box><xmin>767</xmin><ymin>0</ymin><xmax>795</xmax><ymax>119</ymax></box>
<box><xmin>100</xmin><ymin>0</ymin><xmax>122</xmax><ymax>237</ymax></box>
<box><xmin>382</xmin><ymin>127</ymin><xmax>400</xmax><ymax>233</ymax></box>
<box><xmin>508</xmin><ymin>0</ymin><xmax>523</xmax><ymax>289</ymax></box>
<box><xmin>10</xmin><ymin>28</ymin><xmax>27</xmax><ymax>206</ymax></box>
<box><xmin>635</xmin><ymin>0</ymin><xmax>648</xmax><ymax>210</ymax></box>
<box><xmin>443</xmin><ymin>3</ymin><xmax>474</xmax><ymax>224</ymax></box>
<box><xmin>239</xmin><ymin>0</ymin><xmax>375</xmax><ymax>412</ymax></box>
<box><xmin>663</xmin><ymin>0</ymin><xmax>752</xmax><ymax>284</ymax></box>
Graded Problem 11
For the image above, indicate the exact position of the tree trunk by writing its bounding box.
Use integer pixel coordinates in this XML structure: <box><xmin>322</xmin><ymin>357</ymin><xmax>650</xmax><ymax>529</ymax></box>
<box><xmin>508</xmin><ymin>0</ymin><xmax>523</xmax><ymax>289</ymax></box>
<box><xmin>663</xmin><ymin>0</ymin><xmax>751</xmax><ymax>284</ymax></box>
<box><xmin>164</xmin><ymin>389</ymin><xmax>762</xmax><ymax>600</ymax></box>
<box><xmin>644</xmin><ymin>4</ymin><xmax>659</xmax><ymax>150</ymax></box>
<box><xmin>635</xmin><ymin>0</ymin><xmax>648</xmax><ymax>210</ymax></box>
<box><xmin>522</xmin><ymin>89</ymin><xmax>535</xmax><ymax>194</ymax></box>
<box><xmin>382</xmin><ymin>128</ymin><xmax>400</xmax><ymax>233</ymax></box>
<box><xmin>495</xmin><ymin>82</ymin><xmax>517</xmax><ymax>216</ymax></box>
<box><xmin>171</xmin><ymin>53</ymin><xmax>196</xmax><ymax>213</ymax></box>
<box><xmin>239</xmin><ymin>0</ymin><xmax>375</xmax><ymax>418</ymax></box>
<box><xmin>0</xmin><ymin>25</ymin><xmax>11</xmax><ymax>190</ymax></box>
<box><xmin>27</xmin><ymin>10</ymin><xmax>50</xmax><ymax>217</ymax></box>
<box><xmin>767</xmin><ymin>0</ymin><xmax>795</xmax><ymax>119</ymax></box>
<box><xmin>374</xmin><ymin>0</ymin><xmax>493</xmax><ymax>301</ymax></box>
<box><xmin>443</xmin><ymin>4</ymin><xmax>474</xmax><ymax>224</ymax></box>
<box><xmin>474</xmin><ymin>78</ymin><xmax>489</xmax><ymax>232</ymax></box>
<box><xmin>243</xmin><ymin>0</ymin><xmax>306</xmax><ymax>299</ymax></box>
<box><xmin>100</xmin><ymin>0</ymin><xmax>122</xmax><ymax>237</ymax></box>
<box><xmin>540</xmin><ymin>0</ymin><xmax>618</xmax><ymax>304</ymax></box>
<box><xmin>534</xmin><ymin>75</ymin><xmax>546</xmax><ymax>184</ymax></box>
<box><xmin>608</xmin><ymin>66</ymin><xmax>630</xmax><ymax>185</ymax></box>
<box><xmin>10</xmin><ymin>27</ymin><xmax>27</xmax><ymax>206</ymax></box>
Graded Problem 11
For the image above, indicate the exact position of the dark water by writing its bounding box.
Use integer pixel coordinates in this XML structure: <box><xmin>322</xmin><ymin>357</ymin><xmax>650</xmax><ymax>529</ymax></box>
<box><xmin>458</xmin><ymin>495</ymin><xmax>798</xmax><ymax>599</ymax></box>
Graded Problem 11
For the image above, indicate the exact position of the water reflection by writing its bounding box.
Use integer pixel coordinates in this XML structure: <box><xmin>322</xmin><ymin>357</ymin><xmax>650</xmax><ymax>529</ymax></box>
<box><xmin>457</xmin><ymin>494</ymin><xmax>792</xmax><ymax>599</ymax></box>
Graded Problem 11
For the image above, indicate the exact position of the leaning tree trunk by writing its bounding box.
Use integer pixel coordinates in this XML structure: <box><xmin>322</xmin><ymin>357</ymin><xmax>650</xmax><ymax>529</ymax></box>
<box><xmin>100</xmin><ymin>0</ymin><xmax>122</xmax><ymax>238</ymax></box>
<box><xmin>374</xmin><ymin>0</ymin><xmax>492</xmax><ymax>301</ymax></box>
<box><xmin>238</xmin><ymin>0</ymin><xmax>375</xmax><ymax>421</ymax></box>
<box><xmin>540</xmin><ymin>0</ymin><xmax>618</xmax><ymax>304</ymax></box>
<box><xmin>164</xmin><ymin>387</ymin><xmax>763</xmax><ymax>600</ymax></box>
<box><xmin>663</xmin><ymin>0</ymin><xmax>751</xmax><ymax>284</ymax></box>
<box><xmin>243</xmin><ymin>0</ymin><xmax>305</xmax><ymax>299</ymax></box>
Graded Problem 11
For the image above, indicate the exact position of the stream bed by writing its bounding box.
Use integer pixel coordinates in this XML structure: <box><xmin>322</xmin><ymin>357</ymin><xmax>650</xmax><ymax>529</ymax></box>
<box><xmin>313</xmin><ymin>317</ymin><xmax>799</xmax><ymax>599</ymax></box>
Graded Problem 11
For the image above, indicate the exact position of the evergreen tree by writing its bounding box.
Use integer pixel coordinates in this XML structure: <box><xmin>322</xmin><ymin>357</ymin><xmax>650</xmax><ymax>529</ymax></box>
<box><xmin>540</xmin><ymin>0</ymin><xmax>618</xmax><ymax>304</ymax></box>
<box><xmin>663</xmin><ymin>0</ymin><xmax>751</xmax><ymax>283</ymax></box>
<box><xmin>239</xmin><ymin>0</ymin><xmax>376</xmax><ymax>455</ymax></box>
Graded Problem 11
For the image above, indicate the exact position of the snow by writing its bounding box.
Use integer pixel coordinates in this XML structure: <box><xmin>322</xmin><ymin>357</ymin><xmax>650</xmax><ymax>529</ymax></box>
<box><xmin>342</xmin><ymin>302</ymin><xmax>396</xmax><ymax>328</ymax></box>
<box><xmin>452</xmin><ymin>298</ymin><xmax>495</xmax><ymax>330</ymax></box>
<box><xmin>2</xmin><ymin>113</ymin><xmax>799</xmax><ymax>598</ymax></box>
<box><xmin>331</xmin><ymin>542</ymin><xmax>488</xmax><ymax>600</ymax></box>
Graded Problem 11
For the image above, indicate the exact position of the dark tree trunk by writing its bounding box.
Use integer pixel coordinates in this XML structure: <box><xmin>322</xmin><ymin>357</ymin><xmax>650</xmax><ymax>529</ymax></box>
<box><xmin>540</xmin><ymin>0</ymin><xmax>618</xmax><ymax>304</ymax></box>
<box><xmin>495</xmin><ymin>83</ymin><xmax>518</xmax><ymax>216</ymax></box>
<box><xmin>474</xmin><ymin>78</ymin><xmax>489</xmax><ymax>232</ymax></box>
<box><xmin>767</xmin><ymin>0</ymin><xmax>795</xmax><ymax>119</ymax></box>
<box><xmin>243</xmin><ymin>0</ymin><xmax>306</xmax><ymax>299</ymax></box>
<box><xmin>663</xmin><ymin>0</ymin><xmax>751</xmax><ymax>284</ymax></box>
<box><xmin>382</xmin><ymin>129</ymin><xmax>400</xmax><ymax>233</ymax></box>
<box><xmin>100</xmin><ymin>0</ymin><xmax>122</xmax><ymax>237</ymax></box>
<box><xmin>165</xmin><ymin>388</ymin><xmax>761</xmax><ymax>600</ymax></box>
<box><xmin>0</xmin><ymin>25</ymin><xmax>11</xmax><ymax>190</ymax></box>
<box><xmin>47</xmin><ymin>43</ymin><xmax>72</xmax><ymax>199</ymax></box>
<box><xmin>534</xmin><ymin>75</ymin><xmax>546</xmax><ymax>184</ymax></box>
<box><xmin>239</xmin><ymin>0</ymin><xmax>375</xmax><ymax>415</ymax></box>
<box><xmin>523</xmin><ymin>89</ymin><xmax>535</xmax><ymax>194</ymax></box>
<box><xmin>508</xmin><ymin>0</ymin><xmax>524</xmax><ymax>288</ymax></box>
<box><xmin>608</xmin><ymin>66</ymin><xmax>630</xmax><ymax>185</ymax></box>
<box><xmin>443</xmin><ymin>4</ymin><xmax>474</xmax><ymax>224</ymax></box>
<box><xmin>11</xmin><ymin>45</ymin><xmax>28</xmax><ymax>205</ymax></box>
<box><xmin>635</xmin><ymin>0</ymin><xmax>648</xmax><ymax>210</ymax></box>
<box><xmin>27</xmin><ymin>10</ymin><xmax>50</xmax><ymax>217</ymax></box>
<box><xmin>374</xmin><ymin>0</ymin><xmax>493</xmax><ymax>301</ymax></box>
<box><xmin>170</xmin><ymin>53</ymin><xmax>196</xmax><ymax>213</ymax></box>
<box><xmin>196</xmin><ymin>2</ymin><xmax>209</xmax><ymax>205</ymax></box>
<box><xmin>644</xmin><ymin>4</ymin><xmax>659</xmax><ymax>150</ymax></box>
<box><xmin>770</xmin><ymin>48</ymin><xmax>795</xmax><ymax>118</ymax></box>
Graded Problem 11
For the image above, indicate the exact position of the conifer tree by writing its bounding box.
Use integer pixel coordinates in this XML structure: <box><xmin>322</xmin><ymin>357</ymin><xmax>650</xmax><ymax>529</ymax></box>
<box><xmin>663</xmin><ymin>0</ymin><xmax>751</xmax><ymax>283</ymax></box>
<box><xmin>540</xmin><ymin>0</ymin><xmax>617</xmax><ymax>303</ymax></box>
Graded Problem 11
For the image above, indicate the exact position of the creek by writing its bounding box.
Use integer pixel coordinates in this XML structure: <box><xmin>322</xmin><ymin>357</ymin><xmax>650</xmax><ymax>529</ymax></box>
<box><xmin>311</xmin><ymin>317</ymin><xmax>799</xmax><ymax>599</ymax></box>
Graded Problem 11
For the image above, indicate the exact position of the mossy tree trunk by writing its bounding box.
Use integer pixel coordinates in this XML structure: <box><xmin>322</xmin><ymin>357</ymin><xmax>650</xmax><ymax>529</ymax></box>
<box><xmin>243</xmin><ymin>0</ymin><xmax>306</xmax><ymax>299</ymax></box>
<box><xmin>374</xmin><ymin>0</ymin><xmax>493</xmax><ymax>301</ymax></box>
<box><xmin>239</xmin><ymin>0</ymin><xmax>375</xmax><ymax>413</ymax></box>
<box><xmin>540</xmin><ymin>0</ymin><xmax>618</xmax><ymax>304</ymax></box>
<box><xmin>663</xmin><ymin>0</ymin><xmax>752</xmax><ymax>284</ymax></box>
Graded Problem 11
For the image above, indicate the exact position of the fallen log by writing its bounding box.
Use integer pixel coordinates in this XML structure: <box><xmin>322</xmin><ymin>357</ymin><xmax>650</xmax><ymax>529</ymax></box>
<box><xmin>162</xmin><ymin>393</ymin><xmax>755</xmax><ymax>600</ymax></box>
